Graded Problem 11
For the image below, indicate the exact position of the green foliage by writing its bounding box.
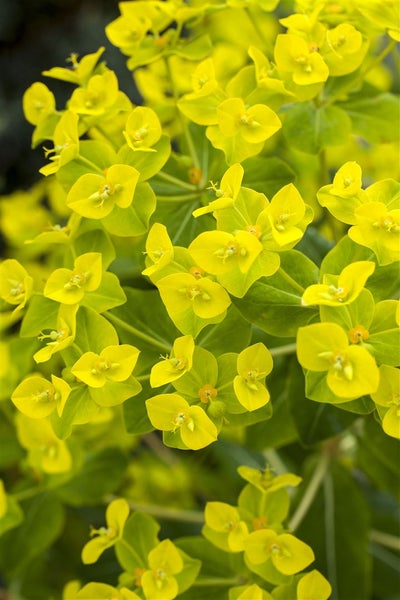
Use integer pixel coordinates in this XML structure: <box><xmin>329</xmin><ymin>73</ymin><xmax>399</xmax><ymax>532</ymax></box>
<box><xmin>0</xmin><ymin>0</ymin><xmax>399</xmax><ymax>598</ymax></box>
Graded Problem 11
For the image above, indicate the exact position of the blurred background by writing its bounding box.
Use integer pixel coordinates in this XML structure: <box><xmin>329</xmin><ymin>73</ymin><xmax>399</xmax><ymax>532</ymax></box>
<box><xmin>0</xmin><ymin>0</ymin><xmax>137</xmax><ymax>195</ymax></box>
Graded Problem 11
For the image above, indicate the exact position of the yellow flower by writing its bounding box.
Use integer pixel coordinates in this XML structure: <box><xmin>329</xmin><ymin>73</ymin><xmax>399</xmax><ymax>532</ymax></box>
<box><xmin>244</xmin><ymin>529</ymin><xmax>314</xmax><ymax>575</ymax></box>
<box><xmin>40</xmin><ymin>110</ymin><xmax>79</xmax><ymax>176</ymax></box>
<box><xmin>297</xmin><ymin>322</ymin><xmax>380</xmax><ymax>399</ymax></box>
<box><xmin>11</xmin><ymin>374</ymin><xmax>71</xmax><ymax>418</ymax></box>
<box><xmin>0</xmin><ymin>259</ymin><xmax>33</xmax><ymax>314</ymax></box>
<box><xmin>71</xmin><ymin>344</ymin><xmax>140</xmax><ymax>388</ymax></box>
<box><xmin>297</xmin><ymin>569</ymin><xmax>332</xmax><ymax>600</ymax></box>
<box><xmin>150</xmin><ymin>335</ymin><xmax>195</xmax><ymax>387</ymax></box>
<box><xmin>44</xmin><ymin>252</ymin><xmax>102</xmax><ymax>305</ymax></box>
<box><xmin>142</xmin><ymin>223</ymin><xmax>174</xmax><ymax>276</ymax></box>
<box><xmin>193</xmin><ymin>163</ymin><xmax>243</xmax><ymax>217</ymax></box>
<box><xmin>141</xmin><ymin>539</ymin><xmax>183</xmax><ymax>600</ymax></box>
<box><xmin>146</xmin><ymin>393</ymin><xmax>218</xmax><ymax>450</ymax></box>
<box><xmin>124</xmin><ymin>106</ymin><xmax>162</xmax><ymax>151</ymax></box>
<box><xmin>233</xmin><ymin>343</ymin><xmax>273</xmax><ymax>411</ymax></box>
<box><xmin>371</xmin><ymin>365</ymin><xmax>400</xmax><ymax>439</ymax></box>
<box><xmin>349</xmin><ymin>202</ymin><xmax>400</xmax><ymax>265</ymax></box>
<box><xmin>81</xmin><ymin>498</ymin><xmax>130</xmax><ymax>564</ymax></box>
<box><xmin>274</xmin><ymin>34</ymin><xmax>329</xmax><ymax>85</ymax></box>
<box><xmin>302</xmin><ymin>261</ymin><xmax>375</xmax><ymax>307</ymax></box>
<box><xmin>67</xmin><ymin>164</ymin><xmax>140</xmax><ymax>219</ymax></box>
<box><xmin>34</xmin><ymin>304</ymin><xmax>78</xmax><ymax>364</ymax></box>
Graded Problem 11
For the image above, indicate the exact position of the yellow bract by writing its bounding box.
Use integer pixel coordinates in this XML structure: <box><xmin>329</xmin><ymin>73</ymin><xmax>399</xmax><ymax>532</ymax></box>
<box><xmin>124</xmin><ymin>106</ymin><xmax>162</xmax><ymax>151</ymax></box>
<box><xmin>44</xmin><ymin>252</ymin><xmax>102</xmax><ymax>304</ymax></box>
<box><xmin>189</xmin><ymin>230</ymin><xmax>263</xmax><ymax>276</ymax></box>
<box><xmin>67</xmin><ymin>164</ymin><xmax>140</xmax><ymax>219</ymax></box>
<box><xmin>349</xmin><ymin>202</ymin><xmax>400</xmax><ymax>265</ymax></box>
<box><xmin>274</xmin><ymin>34</ymin><xmax>329</xmax><ymax>85</ymax></box>
<box><xmin>34</xmin><ymin>304</ymin><xmax>78</xmax><ymax>363</ymax></box>
<box><xmin>142</xmin><ymin>222</ymin><xmax>174</xmax><ymax>276</ymax></box>
<box><xmin>302</xmin><ymin>261</ymin><xmax>375</xmax><ymax>307</ymax></box>
<box><xmin>297</xmin><ymin>322</ymin><xmax>380</xmax><ymax>399</ymax></box>
<box><xmin>81</xmin><ymin>498</ymin><xmax>130</xmax><ymax>564</ymax></box>
<box><xmin>23</xmin><ymin>82</ymin><xmax>56</xmax><ymax>125</ymax></box>
<box><xmin>11</xmin><ymin>374</ymin><xmax>71</xmax><ymax>418</ymax></box>
<box><xmin>16</xmin><ymin>414</ymin><xmax>72</xmax><ymax>474</ymax></box>
<box><xmin>205</xmin><ymin>501</ymin><xmax>249</xmax><ymax>551</ymax></box>
<box><xmin>217</xmin><ymin>97</ymin><xmax>281</xmax><ymax>144</ymax></box>
<box><xmin>371</xmin><ymin>365</ymin><xmax>400</xmax><ymax>439</ymax></box>
<box><xmin>40</xmin><ymin>110</ymin><xmax>79</xmax><ymax>176</ymax></box>
<box><xmin>0</xmin><ymin>259</ymin><xmax>33</xmax><ymax>313</ymax></box>
<box><xmin>146</xmin><ymin>393</ymin><xmax>218</xmax><ymax>450</ymax></box>
<box><xmin>193</xmin><ymin>163</ymin><xmax>243</xmax><ymax>217</ymax></box>
<box><xmin>237</xmin><ymin>584</ymin><xmax>272</xmax><ymax>600</ymax></box>
<box><xmin>157</xmin><ymin>272</ymin><xmax>231</xmax><ymax>320</ymax></box>
<box><xmin>297</xmin><ymin>569</ymin><xmax>332</xmax><ymax>600</ymax></box>
<box><xmin>150</xmin><ymin>335</ymin><xmax>194</xmax><ymax>387</ymax></box>
<box><xmin>233</xmin><ymin>343</ymin><xmax>273</xmax><ymax>411</ymax></box>
<box><xmin>244</xmin><ymin>529</ymin><xmax>315</xmax><ymax>574</ymax></box>
<box><xmin>141</xmin><ymin>539</ymin><xmax>183</xmax><ymax>600</ymax></box>
<box><xmin>71</xmin><ymin>344</ymin><xmax>140</xmax><ymax>388</ymax></box>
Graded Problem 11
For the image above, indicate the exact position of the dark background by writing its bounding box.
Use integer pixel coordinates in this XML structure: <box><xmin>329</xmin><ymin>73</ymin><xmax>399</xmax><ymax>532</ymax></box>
<box><xmin>0</xmin><ymin>0</ymin><xmax>137</xmax><ymax>194</ymax></box>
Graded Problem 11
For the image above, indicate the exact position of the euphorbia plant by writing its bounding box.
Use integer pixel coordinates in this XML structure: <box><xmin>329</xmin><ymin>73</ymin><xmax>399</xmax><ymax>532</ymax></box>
<box><xmin>0</xmin><ymin>0</ymin><xmax>399</xmax><ymax>598</ymax></box>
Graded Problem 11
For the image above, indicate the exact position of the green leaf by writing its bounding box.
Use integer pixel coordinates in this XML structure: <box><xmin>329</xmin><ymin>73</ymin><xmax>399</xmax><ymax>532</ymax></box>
<box><xmin>0</xmin><ymin>414</ymin><xmax>24</xmax><ymax>467</ymax></box>
<box><xmin>52</xmin><ymin>384</ymin><xmax>98</xmax><ymax>439</ymax></box>
<box><xmin>74</xmin><ymin>306</ymin><xmax>119</xmax><ymax>354</ymax></box>
<box><xmin>175</xmin><ymin>548</ymin><xmax>202</xmax><ymax>595</ymax></box>
<box><xmin>102</xmin><ymin>182</ymin><xmax>156</xmax><ymax>237</ymax></box>
<box><xmin>197</xmin><ymin>305</ymin><xmax>252</xmax><ymax>356</ymax></box>
<box><xmin>116</xmin><ymin>512</ymin><xmax>160</xmax><ymax>572</ymax></box>
<box><xmin>356</xmin><ymin>416</ymin><xmax>400</xmax><ymax>499</ymax></box>
<box><xmin>176</xmin><ymin>536</ymin><xmax>247</xmax><ymax>599</ymax></box>
<box><xmin>57</xmin><ymin>140</ymin><xmax>117</xmax><ymax>188</ymax></box>
<box><xmin>305</xmin><ymin>370</ymin><xmax>375</xmax><ymax>413</ymax></box>
<box><xmin>0</xmin><ymin>496</ymin><xmax>24</xmax><ymax>536</ymax></box>
<box><xmin>295</xmin><ymin>226</ymin><xmax>334</xmax><ymax>267</ymax></box>
<box><xmin>340</xmin><ymin>93</ymin><xmax>400</xmax><ymax>143</ymax></box>
<box><xmin>0</xmin><ymin>493</ymin><xmax>65</xmax><ymax>577</ymax></box>
<box><xmin>106</xmin><ymin>287</ymin><xmax>179</xmax><ymax>353</ymax></box>
<box><xmin>242</xmin><ymin>156</ymin><xmax>295</xmax><ymax>198</ymax></box>
<box><xmin>82</xmin><ymin>271</ymin><xmax>127</xmax><ymax>313</ymax></box>
<box><xmin>73</xmin><ymin>228</ymin><xmax>116</xmax><ymax>269</ymax></box>
<box><xmin>368</xmin><ymin>329</ymin><xmax>400</xmax><ymax>366</ymax></box>
<box><xmin>117</xmin><ymin>135</ymin><xmax>171</xmax><ymax>182</ymax></box>
<box><xmin>56</xmin><ymin>448</ymin><xmax>128</xmax><ymax>506</ymax></box>
<box><xmin>20</xmin><ymin>295</ymin><xmax>59</xmax><ymax>337</ymax></box>
<box><xmin>297</xmin><ymin>459</ymin><xmax>372</xmax><ymax>599</ymax></box>
<box><xmin>233</xmin><ymin>251</ymin><xmax>319</xmax><ymax>337</ymax></box>
<box><xmin>282</xmin><ymin>103</ymin><xmax>351</xmax><ymax>154</ymax></box>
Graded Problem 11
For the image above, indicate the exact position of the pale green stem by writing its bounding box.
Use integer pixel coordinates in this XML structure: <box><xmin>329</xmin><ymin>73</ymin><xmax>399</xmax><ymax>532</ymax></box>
<box><xmin>156</xmin><ymin>170</ymin><xmax>197</xmax><ymax>192</ymax></box>
<box><xmin>156</xmin><ymin>193</ymin><xmax>202</xmax><ymax>203</ymax></box>
<box><xmin>103</xmin><ymin>312</ymin><xmax>170</xmax><ymax>353</ymax></box>
<box><xmin>121</xmin><ymin>501</ymin><xmax>204</xmax><ymax>524</ymax></box>
<box><xmin>288</xmin><ymin>450</ymin><xmax>331</xmax><ymax>531</ymax></box>
<box><xmin>278</xmin><ymin>267</ymin><xmax>305</xmax><ymax>295</ymax></box>
<box><xmin>164</xmin><ymin>56</ymin><xmax>201</xmax><ymax>170</ymax></box>
<box><xmin>192</xmin><ymin>577</ymin><xmax>242</xmax><ymax>587</ymax></box>
<box><xmin>12</xmin><ymin>486</ymin><xmax>45</xmax><ymax>502</ymax></box>
<box><xmin>324</xmin><ymin>470</ymin><xmax>338</xmax><ymax>600</ymax></box>
<box><xmin>370</xmin><ymin>529</ymin><xmax>400</xmax><ymax>552</ymax></box>
<box><xmin>76</xmin><ymin>154</ymin><xmax>104</xmax><ymax>175</ymax></box>
<box><xmin>269</xmin><ymin>342</ymin><xmax>297</xmax><ymax>358</ymax></box>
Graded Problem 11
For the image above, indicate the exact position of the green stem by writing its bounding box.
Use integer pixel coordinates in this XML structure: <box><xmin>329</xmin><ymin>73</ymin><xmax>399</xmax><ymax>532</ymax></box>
<box><xmin>156</xmin><ymin>193</ymin><xmax>202</xmax><ymax>203</ymax></box>
<box><xmin>288</xmin><ymin>450</ymin><xmax>330</xmax><ymax>531</ymax></box>
<box><xmin>370</xmin><ymin>529</ymin><xmax>400</xmax><ymax>552</ymax></box>
<box><xmin>76</xmin><ymin>154</ymin><xmax>104</xmax><ymax>175</ymax></box>
<box><xmin>278</xmin><ymin>267</ymin><xmax>305</xmax><ymax>295</ymax></box>
<box><xmin>12</xmin><ymin>486</ymin><xmax>45</xmax><ymax>502</ymax></box>
<box><xmin>103</xmin><ymin>312</ymin><xmax>170</xmax><ymax>353</ymax></box>
<box><xmin>192</xmin><ymin>577</ymin><xmax>242</xmax><ymax>587</ymax></box>
<box><xmin>164</xmin><ymin>56</ymin><xmax>201</xmax><ymax>171</ymax></box>
<box><xmin>269</xmin><ymin>342</ymin><xmax>297</xmax><ymax>358</ymax></box>
<box><xmin>124</xmin><ymin>501</ymin><xmax>204</xmax><ymax>524</ymax></box>
<box><xmin>324</xmin><ymin>470</ymin><xmax>338</xmax><ymax>600</ymax></box>
<box><xmin>156</xmin><ymin>170</ymin><xmax>197</xmax><ymax>192</ymax></box>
